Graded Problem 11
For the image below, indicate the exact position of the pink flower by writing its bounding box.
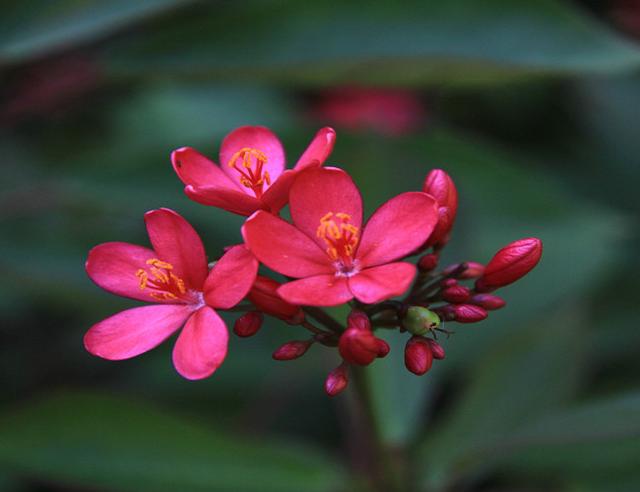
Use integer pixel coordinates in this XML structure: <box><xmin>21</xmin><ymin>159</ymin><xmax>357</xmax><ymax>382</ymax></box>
<box><xmin>171</xmin><ymin>126</ymin><xmax>335</xmax><ymax>216</ymax></box>
<box><xmin>84</xmin><ymin>208</ymin><xmax>258</xmax><ymax>380</ymax></box>
<box><xmin>312</xmin><ymin>87</ymin><xmax>425</xmax><ymax>136</ymax></box>
<box><xmin>242</xmin><ymin>167</ymin><xmax>439</xmax><ymax>306</ymax></box>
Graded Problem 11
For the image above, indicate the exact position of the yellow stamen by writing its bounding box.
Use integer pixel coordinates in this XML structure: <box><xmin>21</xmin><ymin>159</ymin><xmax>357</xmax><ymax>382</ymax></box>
<box><xmin>135</xmin><ymin>258</ymin><xmax>188</xmax><ymax>301</ymax></box>
<box><xmin>316</xmin><ymin>212</ymin><xmax>359</xmax><ymax>263</ymax></box>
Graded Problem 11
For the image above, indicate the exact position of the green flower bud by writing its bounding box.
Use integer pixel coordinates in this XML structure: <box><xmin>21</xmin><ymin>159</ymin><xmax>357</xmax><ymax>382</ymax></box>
<box><xmin>403</xmin><ymin>306</ymin><xmax>441</xmax><ymax>336</ymax></box>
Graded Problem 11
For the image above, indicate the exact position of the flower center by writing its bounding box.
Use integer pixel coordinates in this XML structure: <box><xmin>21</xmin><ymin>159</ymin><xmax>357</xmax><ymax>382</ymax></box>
<box><xmin>136</xmin><ymin>258</ymin><xmax>188</xmax><ymax>301</ymax></box>
<box><xmin>316</xmin><ymin>212</ymin><xmax>360</xmax><ymax>275</ymax></box>
<box><xmin>227</xmin><ymin>147</ymin><xmax>271</xmax><ymax>198</ymax></box>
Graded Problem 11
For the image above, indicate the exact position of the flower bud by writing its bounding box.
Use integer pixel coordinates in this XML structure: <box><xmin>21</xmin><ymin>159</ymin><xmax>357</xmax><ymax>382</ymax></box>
<box><xmin>347</xmin><ymin>310</ymin><xmax>371</xmax><ymax>331</ymax></box>
<box><xmin>427</xmin><ymin>339</ymin><xmax>446</xmax><ymax>360</ymax></box>
<box><xmin>453</xmin><ymin>304</ymin><xmax>488</xmax><ymax>323</ymax></box>
<box><xmin>458</xmin><ymin>262</ymin><xmax>485</xmax><ymax>279</ymax></box>
<box><xmin>233</xmin><ymin>311</ymin><xmax>263</xmax><ymax>337</ymax></box>
<box><xmin>376</xmin><ymin>339</ymin><xmax>390</xmax><ymax>358</ymax></box>
<box><xmin>272</xmin><ymin>340</ymin><xmax>313</xmax><ymax>361</ymax></box>
<box><xmin>339</xmin><ymin>327</ymin><xmax>381</xmax><ymax>366</ymax></box>
<box><xmin>442</xmin><ymin>285</ymin><xmax>471</xmax><ymax>304</ymax></box>
<box><xmin>418</xmin><ymin>253</ymin><xmax>439</xmax><ymax>271</ymax></box>
<box><xmin>404</xmin><ymin>336</ymin><xmax>434</xmax><ymax>375</ymax></box>
<box><xmin>470</xmin><ymin>294</ymin><xmax>506</xmax><ymax>310</ymax></box>
<box><xmin>403</xmin><ymin>306</ymin><xmax>441</xmax><ymax>336</ymax></box>
<box><xmin>248</xmin><ymin>275</ymin><xmax>304</xmax><ymax>324</ymax></box>
<box><xmin>440</xmin><ymin>278</ymin><xmax>458</xmax><ymax>288</ymax></box>
<box><xmin>434</xmin><ymin>305</ymin><xmax>456</xmax><ymax>321</ymax></box>
<box><xmin>423</xmin><ymin>170</ymin><xmax>458</xmax><ymax>247</ymax></box>
<box><xmin>325</xmin><ymin>363</ymin><xmax>349</xmax><ymax>397</ymax></box>
<box><xmin>475</xmin><ymin>238</ymin><xmax>542</xmax><ymax>292</ymax></box>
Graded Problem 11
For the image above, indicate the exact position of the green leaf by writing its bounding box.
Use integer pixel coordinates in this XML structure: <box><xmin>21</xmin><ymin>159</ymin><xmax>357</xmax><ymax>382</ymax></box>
<box><xmin>418</xmin><ymin>309</ymin><xmax>587</xmax><ymax>490</ymax></box>
<box><xmin>103</xmin><ymin>0</ymin><xmax>640</xmax><ymax>85</ymax></box>
<box><xmin>0</xmin><ymin>392</ymin><xmax>344</xmax><ymax>492</ymax></box>
<box><xmin>487</xmin><ymin>393</ymin><xmax>640</xmax><ymax>479</ymax></box>
<box><xmin>0</xmin><ymin>0</ymin><xmax>194</xmax><ymax>64</ymax></box>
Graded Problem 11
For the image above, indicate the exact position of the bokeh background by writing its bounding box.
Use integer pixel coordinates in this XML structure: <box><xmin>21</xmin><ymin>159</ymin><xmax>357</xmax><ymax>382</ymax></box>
<box><xmin>1</xmin><ymin>1</ymin><xmax>639</xmax><ymax>491</ymax></box>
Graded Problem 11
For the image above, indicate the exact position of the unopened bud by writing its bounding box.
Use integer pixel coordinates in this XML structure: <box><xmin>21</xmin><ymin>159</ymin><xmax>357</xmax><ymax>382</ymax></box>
<box><xmin>272</xmin><ymin>340</ymin><xmax>313</xmax><ymax>361</ymax></box>
<box><xmin>434</xmin><ymin>305</ymin><xmax>456</xmax><ymax>321</ymax></box>
<box><xmin>453</xmin><ymin>304</ymin><xmax>488</xmax><ymax>323</ymax></box>
<box><xmin>347</xmin><ymin>310</ymin><xmax>371</xmax><ymax>331</ymax></box>
<box><xmin>325</xmin><ymin>363</ymin><xmax>349</xmax><ymax>397</ymax></box>
<box><xmin>442</xmin><ymin>285</ymin><xmax>471</xmax><ymax>304</ymax></box>
<box><xmin>376</xmin><ymin>339</ymin><xmax>390</xmax><ymax>358</ymax></box>
<box><xmin>404</xmin><ymin>336</ymin><xmax>434</xmax><ymax>375</ymax></box>
<box><xmin>248</xmin><ymin>276</ymin><xmax>304</xmax><ymax>324</ymax></box>
<box><xmin>339</xmin><ymin>326</ymin><xmax>381</xmax><ymax>366</ymax></box>
<box><xmin>427</xmin><ymin>339</ymin><xmax>446</xmax><ymax>359</ymax></box>
<box><xmin>470</xmin><ymin>294</ymin><xmax>506</xmax><ymax>310</ymax></box>
<box><xmin>475</xmin><ymin>238</ymin><xmax>542</xmax><ymax>292</ymax></box>
<box><xmin>458</xmin><ymin>262</ymin><xmax>485</xmax><ymax>279</ymax></box>
<box><xmin>403</xmin><ymin>306</ymin><xmax>441</xmax><ymax>336</ymax></box>
<box><xmin>418</xmin><ymin>253</ymin><xmax>439</xmax><ymax>271</ymax></box>
<box><xmin>441</xmin><ymin>278</ymin><xmax>458</xmax><ymax>288</ymax></box>
<box><xmin>233</xmin><ymin>311</ymin><xmax>263</xmax><ymax>337</ymax></box>
<box><xmin>423</xmin><ymin>170</ymin><xmax>458</xmax><ymax>247</ymax></box>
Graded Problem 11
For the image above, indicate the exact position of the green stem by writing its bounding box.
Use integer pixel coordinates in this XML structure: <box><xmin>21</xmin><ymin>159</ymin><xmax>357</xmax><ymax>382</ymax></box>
<box><xmin>303</xmin><ymin>307</ymin><xmax>344</xmax><ymax>333</ymax></box>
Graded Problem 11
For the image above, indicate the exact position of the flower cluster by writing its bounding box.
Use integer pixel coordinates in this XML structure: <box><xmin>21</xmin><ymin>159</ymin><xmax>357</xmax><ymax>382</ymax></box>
<box><xmin>85</xmin><ymin>126</ymin><xmax>542</xmax><ymax>394</ymax></box>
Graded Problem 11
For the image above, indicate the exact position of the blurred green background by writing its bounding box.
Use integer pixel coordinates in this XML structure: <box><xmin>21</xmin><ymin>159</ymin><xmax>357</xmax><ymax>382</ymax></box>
<box><xmin>1</xmin><ymin>1</ymin><xmax>639</xmax><ymax>491</ymax></box>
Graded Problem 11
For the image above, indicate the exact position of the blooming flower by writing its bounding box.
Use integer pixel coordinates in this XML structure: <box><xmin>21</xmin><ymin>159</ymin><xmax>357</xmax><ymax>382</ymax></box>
<box><xmin>171</xmin><ymin>126</ymin><xmax>336</xmax><ymax>216</ymax></box>
<box><xmin>84</xmin><ymin>208</ymin><xmax>258</xmax><ymax>380</ymax></box>
<box><xmin>242</xmin><ymin>167</ymin><xmax>439</xmax><ymax>306</ymax></box>
<box><xmin>312</xmin><ymin>87</ymin><xmax>425</xmax><ymax>136</ymax></box>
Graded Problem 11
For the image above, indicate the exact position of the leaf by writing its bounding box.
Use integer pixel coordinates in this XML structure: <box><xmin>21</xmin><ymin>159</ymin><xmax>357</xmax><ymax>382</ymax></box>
<box><xmin>0</xmin><ymin>0</ymin><xmax>194</xmax><ymax>65</ymax></box>
<box><xmin>487</xmin><ymin>393</ymin><xmax>640</xmax><ymax>478</ymax></box>
<box><xmin>103</xmin><ymin>0</ymin><xmax>640</xmax><ymax>85</ymax></box>
<box><xmin>418</xmin><ymin>309</ymin><xmax>587</xmax><ymax>490</ymax></box>
<box><xmin>0</xmin><ymin>392</ymin><xmax>344</xmax><ymax>492</ymax></box>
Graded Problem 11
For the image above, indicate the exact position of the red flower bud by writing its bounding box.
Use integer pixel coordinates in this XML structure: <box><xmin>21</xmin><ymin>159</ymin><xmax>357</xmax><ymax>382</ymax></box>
<box><xmin>418</xmin><ymin>253</ymin><xmax>439</xmax><ymax>271</ymax></box>
<box><xmin>427</xmin><ymin>339</ymin><xmax>446</xmax><ymax>359</ymax></box>
<box><xmin>458</xmin><ymin>262</ymin><xmax>485</xmax><ymax>279</ymax></box>
<box><xmin>470</xmin><ymin>294</ymin><xmax>506</xmax><ymax>310</ymax></box>
<box><xmin>248</xmin><ymin>275</ymin><xmax>304</xmax><ymax>324</ymax></box>
<box><xmin>272</xmin><ymin>340</ymin><xmax>313</xmax><ymax>361</ymax></box>
<box><xmin>423</xmin><ymin>170</ymin><xmax>458</xmax><ymax>247</ymax></box>
<box><xmin>453</xmin><ymin>304</ymin><xmax>488</xmax><ymax>323</ymax></box>
<box><xmin>233</xmin><ymin>311</ymin><xmax>263</xmax><ymax>337</ymax></box>
<box><xmin>404</xmin><ymin>336</ymin><xmax>434</xmax><ymax>375</ymax></box>
<box><xmin>442</xmin><ymin>285</ymin><xmax>471</xmax><ymax>304</ymax></box>
<box><xmin>325</xmin><ymin>363</ymin><xmax>349</xmax><ymax>397</ymax></box>
<box><xmin>347</xmin><ymin>310</ymin><xmax>371</xmax><ymax>331</ymax></box>
<box><xmin>339</xmin><ymin>327</ymin><xmax>381</xmax><ymax>366</ymax></box>
<box><xmin>475</xmin><ymin>238</ymin><xmax>542</xmax><ymax>292</ymax></box>
<box><xmin>376</xmin><ymin>339</ymin><xmax>390</xmax><ymax>358</ymax></box>
<box><xmin>441</xmin><ymin>278</ymin><xmax>458</xmax><ymax>288</ymax></box>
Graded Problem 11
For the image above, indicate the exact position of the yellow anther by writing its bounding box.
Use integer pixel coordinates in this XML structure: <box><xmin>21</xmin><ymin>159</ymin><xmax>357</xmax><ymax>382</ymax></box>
<box><xmin>316</xmin><ymin>212</ymin><xmax>359</xmax><ymax>263</ymax></box>
<box><xmin>136</xmin><ymin>269</ymin><xmax>148</xmax><ymax>290</ymax></box>
<box><xmin>136</xmin><ymin>258</ymin><xmax>187</xmax><ymax>301</ymax></box>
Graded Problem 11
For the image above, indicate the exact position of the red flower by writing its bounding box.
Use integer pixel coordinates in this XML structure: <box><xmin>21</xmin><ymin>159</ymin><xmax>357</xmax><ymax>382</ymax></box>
<box><xmin>84</xmin><ymin>208</ymin><xmax>258</xmax><ymax>380</ymax></box>
<box><xmin>171</xmin><ymin>126</ymin><xmax>335</xmax><ymax>216</ymax></box>
<box><xmin>242</xmin><ymin>167</ymin><xmax>439</xmax><ymax>306</ymax></box>
<box><xmin>312</xmin><ymin>87</ymin><xmax>425</xmax><ymax>136</ymax></box>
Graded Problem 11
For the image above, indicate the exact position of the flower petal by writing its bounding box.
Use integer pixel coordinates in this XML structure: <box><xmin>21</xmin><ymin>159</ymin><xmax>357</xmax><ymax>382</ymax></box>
<box><xmin>242</xmin><ymin>211</ymin><xmax>332</xmax><ymax>278</ymax></box>
<box><xmin>294</xmin><ymin>127</ymin><xmax>336</xmax><ymax>170</ymax></box>
<box><xmin>185</xmin><ymin>185</ymin><xmax>261</xmax><ymax>216</ymax></box>
<box><xmin>172</xmin><ymin>306</ymin><xmax>229</xmax><ymax>380</ymax></box>
<box><xmin>278</xmin><ymin>275</ymin><xmax>352</xmax><ymax>307</ymax></box>
<box><xmin>84</xmin><ymin>304</ymin><xmax>193</xmax><ymax>360</ymax></box>
<box><xmin>260</xmin><ymin>169</ymin><xmax>296</xmax><ymax>213</ymax></box>
<box><xmin>204</xmin><ymin>245</ymin><xmax>258</xmax><ymax>309</ymax></box>
<box><xmin>86</xmin><ymin>242</ymin><xmax>164</xmax><ymax>303</ymax></box>
<box><xmin>219</xmin><ymin>126</ymin><xmax>285</xmax><ymax>189</ymax></box>
<box><xmin>357</xmin><ymin>192</ymin><xmax>438</xmax><ymax>267</ymax></box>
<box><xmin>171</xmin><ymin>147</ymin><xmax>239</xmax><ymax>190</ymax></box>
<box><xmin>144</xmin><ymin>208</ymin><xmax>208</xmax><ymax>291</ymax></box>
<box><xmin>289</xmin><ymin>167</ymin><xmax>363</xmax><ymax>249</ymax></box>
<box><xmin>349</xmin><ymin>262</ymin><xmax>417</xmax><ymax>304</ymax></box>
